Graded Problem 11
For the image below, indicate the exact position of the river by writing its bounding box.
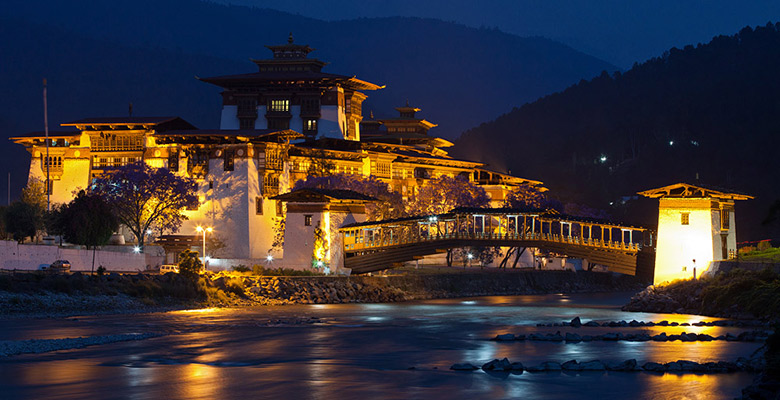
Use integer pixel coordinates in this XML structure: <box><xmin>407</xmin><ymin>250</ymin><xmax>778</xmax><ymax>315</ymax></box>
<box><xmin>0</xmin><ymin>292</ymin><xmax>761</xmax><ymax>399</ymax></box>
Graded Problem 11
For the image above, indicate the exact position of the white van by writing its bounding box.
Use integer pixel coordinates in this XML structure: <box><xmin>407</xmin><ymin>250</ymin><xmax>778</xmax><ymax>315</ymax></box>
<box><xmin>159</xmin><ymin>265</ymin><xmax>179</xmax><ymax>274</ymax></box>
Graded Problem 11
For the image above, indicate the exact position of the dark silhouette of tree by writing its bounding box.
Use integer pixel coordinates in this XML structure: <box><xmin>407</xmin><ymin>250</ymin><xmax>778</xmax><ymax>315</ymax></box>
<box><xmin>407</xmin><ymin>175</ymin><xmax>490</xmax><ymax>216</ymax></box>
<box><xmin>57</xmin><ymin>190</ymin><xmax>119</xmax><ymax>273</ymax></box>
<box><xmin>92</xmin><ymin>162</ymin><xmax>198</xmax><ymax>251</ymax></box>
<box><xmin>177</xmin><ymin>249</ymin><xmax>202</xmax><ymax>279</ymax></box>
<box><xmin>4</xmin><ymin>201</ymin><xmax>39</xmax><ymax>243</ymax></box>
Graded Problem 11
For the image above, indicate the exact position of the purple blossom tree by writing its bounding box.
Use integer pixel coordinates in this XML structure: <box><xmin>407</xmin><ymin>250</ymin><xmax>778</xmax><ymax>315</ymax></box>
<box><xmin>92</xmin><ymin>162</ymin><xmax>199</xmax><ymax>251</ymax></box>
<box><xmin>406</xmin><ymin>175</ymin><xmax>490</xmax><ymax>216</ymax></box>
<box><xmin>293</xmin><ymin>173</ymin><xmax>404</xmax><ymax>221</ymax></box>
<box><xmin>502</xmin><ymin>183</ymin><xmax>561</xmax><ymax>211</ymax></box>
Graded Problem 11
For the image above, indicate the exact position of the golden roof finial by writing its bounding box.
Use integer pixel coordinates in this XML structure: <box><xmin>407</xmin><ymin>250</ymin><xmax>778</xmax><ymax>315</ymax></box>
<box><xmin>370</xmin><ymin>110</ymin><xmax>374</xmax><ymax>119</ymax></box>
<box><xmin>405</xmin><ymin>99</ymin><xmax>409</xmax><ymax>107</ymax></box>
<box><xmin>288</xmin><ymin>32</ymin><xmax>294</xmax><ymax>44</ymax></box>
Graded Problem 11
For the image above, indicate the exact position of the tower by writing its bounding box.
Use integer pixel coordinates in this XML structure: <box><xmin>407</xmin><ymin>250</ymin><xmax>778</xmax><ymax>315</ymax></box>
<box><xmin>639</xmin><ymin>183</ymin><xmax>752</xmax><ymax>284</ymax></box>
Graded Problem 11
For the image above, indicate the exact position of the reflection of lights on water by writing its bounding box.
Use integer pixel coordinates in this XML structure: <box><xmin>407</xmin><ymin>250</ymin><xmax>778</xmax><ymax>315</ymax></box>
<box><xmin>366</xmin><ymin>316</ymin><xmax>387</xmax><ymax>322</ymax></box>
<box><xmin>175</xmin><ymin>307</ymin><xmax>221</xmax><ymax>314</ymax></box>
<box><xmin>461</xmin><ymin>300</ymin><xmax>476</xmax><ymax>305</ymax></box>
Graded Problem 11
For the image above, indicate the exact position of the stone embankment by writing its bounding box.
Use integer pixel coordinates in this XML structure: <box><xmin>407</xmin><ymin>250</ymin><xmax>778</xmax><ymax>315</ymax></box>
<box><xmin>213</xmin><ymin>270</ymin><xmax>646</xmax><ymax>305</ymax></box>
<box><xmin>0</xmin><ymin>269</ymin><xmax>645</xmax><ymax>317</ymax></box>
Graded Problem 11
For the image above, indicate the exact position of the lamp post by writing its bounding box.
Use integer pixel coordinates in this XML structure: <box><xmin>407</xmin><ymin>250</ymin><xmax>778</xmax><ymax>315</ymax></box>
<box><xmin>195</xmin><ymin>226</ymin><xmax>212</xmax><ymax>269</ymax></box>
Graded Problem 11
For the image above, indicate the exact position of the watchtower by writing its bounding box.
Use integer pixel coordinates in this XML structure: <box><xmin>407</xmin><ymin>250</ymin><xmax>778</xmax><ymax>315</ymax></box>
<box><xmin>639</xmin><ymin>183</ymin><xmax>752</xmax><ymax>284</ymax></box>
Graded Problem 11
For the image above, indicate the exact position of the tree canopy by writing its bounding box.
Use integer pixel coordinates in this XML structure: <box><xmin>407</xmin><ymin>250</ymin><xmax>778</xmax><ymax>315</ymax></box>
<box><xmin>407</xmin><ymin>175</ymin><xmax>490</xmax><ymax>216</ymax></box>
<box><xmin>57</xmin><ymin>190</ymin><xmax>118</xmax><ymax>249</ymax></box>
<box><xmin>293</xmin><ymin>173</ymin><xmax>404</xmax><ymax>221</ymax></box>
<box><xmin>92</xmin><ymin>162</ymin><xmax>198</xmax><ymax>250</ymax></box>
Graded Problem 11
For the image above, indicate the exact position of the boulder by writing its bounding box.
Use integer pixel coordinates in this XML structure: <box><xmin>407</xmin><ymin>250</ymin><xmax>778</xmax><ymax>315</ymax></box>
<box><xmin>642</xmin><ymin>362</ymin><xmax>666</xmax><ymax>372</ymax></box>
<box><xmin>561</xmin><ymin>360</ymin><xmax>583</xmax><ymax>371</ymax></box>
<box><xmin>450</xmin><ymin>363</ymin><xmax>479</xmax><ymax>371</ymax></box>
<box><xmin>607</xmin><ymin>359</ymin><xmax>637</xmax><ymax>371</ymax></box>
<box><xmin>492</xmin><ymin>334</ymin><xmax>516</xmax><ymax>341</ymax></box>
<box><xmin>482</xmin><ymin>358</ymin><xmax>513</xmax><ymax>371</ymax></box>
<box><xmin>570</xmin><ymin>317</ymin><xmax>582</xmax><ymax>327</ymax></box>
<box><xmin>584</xmin><ymin>321</ymin><xmax>600</xmax><ymax>327</ymax></box>
<box><xmin>565</xmin><ymin>333</ymin><xmax>582</xmax><ymax>342</ymax></box>
<box><xmin>579</xmin><ymin>360</ymin><xmax>606</xmax><ymax>371</ymax></box>
<box><xmin>665</xmin><ymin>362</ymin><xmax>682</xmax><ymax>372</ymax></box>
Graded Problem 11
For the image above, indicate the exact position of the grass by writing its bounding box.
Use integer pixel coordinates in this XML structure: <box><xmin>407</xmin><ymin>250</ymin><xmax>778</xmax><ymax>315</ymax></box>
<box><xmin>739</xmin><ymin>247</ymin><xmax>780</xmax><ymax>263</ymax></box>
<box><xmin>698</xmin><ymin>268</ymin><xmax>780</xmax><ymax>319</ymax></box>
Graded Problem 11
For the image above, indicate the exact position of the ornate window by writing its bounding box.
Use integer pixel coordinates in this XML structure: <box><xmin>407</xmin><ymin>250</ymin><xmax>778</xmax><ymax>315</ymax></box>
<box><xmin>681</xmin><ymin>213</ymin><xmax>690</xmax><ymax>225</ymax></box>
<box><xmin>269</xmin><ymin>99</ymin><xmax>290</xmax><ymax>112</ymax></box>
<box><xmin>224</xmin><ymin>149</ymin><xmax>235</xmax><ymax>172</ymax></box>
<box><xmin>255</xmin><ymin>197</ymin><xmax>263</xmax><ymax>215</ymax></box>
<box><xmin>91</xmin><ymin>134</ymin><xmax>143</xmax><ymax>152</ymax></box>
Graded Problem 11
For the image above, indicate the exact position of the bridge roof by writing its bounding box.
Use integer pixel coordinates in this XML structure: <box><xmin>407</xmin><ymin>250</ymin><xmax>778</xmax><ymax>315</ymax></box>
<box><xmin>272</xmin><ymin>188</ymin><xmax>377</xmax><ymax>203</ymax></box>
<box><xmin>340</xmin><ymin>207</ymin><xmax>650</xmax><ymax>231</ymax></box>
<box><xmin>638</xmin><ymin>183</ymin><xmax>752</xmax><ymax>200</ymax></box>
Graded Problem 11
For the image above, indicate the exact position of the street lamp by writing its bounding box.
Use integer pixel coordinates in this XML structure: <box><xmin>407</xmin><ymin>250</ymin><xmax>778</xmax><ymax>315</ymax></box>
<box><xmin>195</xmin><ymin>225</ymin><xmax>213</xmax><ymax>268</ymax></box>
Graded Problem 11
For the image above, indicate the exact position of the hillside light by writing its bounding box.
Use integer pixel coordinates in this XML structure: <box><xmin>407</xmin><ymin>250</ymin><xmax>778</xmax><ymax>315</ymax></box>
<box><xmin>599</xmin><ymin>155</ymin><xmax>607</xmax><ymax>163</ymax></box>
<box><xmin>669</xmin><ymin>140</ymin><xmax>674</xmax><ymax>146</ymax></box>
<box><xmin>196</xmin><ymin>226</ymin><xmax>213</xmax><ymax>267</ymax></box>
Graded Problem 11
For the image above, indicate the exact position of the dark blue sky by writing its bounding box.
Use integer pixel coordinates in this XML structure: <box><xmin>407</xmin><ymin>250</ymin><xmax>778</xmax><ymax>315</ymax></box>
<box><xmin>216</xmin><ymin>0</ymin><xmax>780</xmax><ymax>68</ymax></box>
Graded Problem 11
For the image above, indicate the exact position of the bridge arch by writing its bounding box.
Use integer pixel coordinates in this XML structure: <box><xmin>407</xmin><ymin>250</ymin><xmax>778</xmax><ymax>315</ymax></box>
<box><xmin>339</xmin><ymin>208</ymin><xmax>656</xmax><ymax>281</ymax></box>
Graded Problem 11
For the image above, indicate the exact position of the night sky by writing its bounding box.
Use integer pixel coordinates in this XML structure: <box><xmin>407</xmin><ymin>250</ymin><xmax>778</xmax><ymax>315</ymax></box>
<box><xmin>216</xmin><ymin>0</ymin><xmax>780</xmax><ymax>68</ymax></box>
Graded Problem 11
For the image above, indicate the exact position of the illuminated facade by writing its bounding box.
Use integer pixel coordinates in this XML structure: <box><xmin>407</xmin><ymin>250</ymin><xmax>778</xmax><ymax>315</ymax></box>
<box><xmin>639</xmin><ymin>183</ymin><xmax>752</xmax><ymax>285</ymax></box>
<box><xmin>11</xmin><ymin>38</ymin><xmax>542</xmax><ymax>267</ymax></box>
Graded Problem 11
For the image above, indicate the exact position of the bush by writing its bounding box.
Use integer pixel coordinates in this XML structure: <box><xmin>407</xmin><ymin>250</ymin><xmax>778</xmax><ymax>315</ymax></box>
<box><xmin>177</xmin><ymin>249</ymin><xmax>203</xmax><ymax>279</ymax></box>
<box><xmin>757</xmin><ymin>240</ymin><xmax>772</xmax><ymax>251</ymax></box>
<box><xmin>232</xmin><ymin>265</ymin><xmax>250</xmax><ymax>273</ymax></box>
<box><xmin>251</xmin><ymin>265</ymin><xmax>323</xmax><ymax>276</ymax></box>
<box><xmin>96</xmin><ymin>266</ymin><xmax>107</xmax><ymax>276</ymax></box>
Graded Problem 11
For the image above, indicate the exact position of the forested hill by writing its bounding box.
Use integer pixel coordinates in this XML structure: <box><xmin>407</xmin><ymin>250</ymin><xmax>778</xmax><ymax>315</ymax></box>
<box><xmin>453</xmin><ymin>23</ymin><xmax>780</xmax><ymax>241</ymax></box>
<box><xmin>0</xmin><ymin>0</ymin><xmax>616</xmax><ymax>200</ymax></box>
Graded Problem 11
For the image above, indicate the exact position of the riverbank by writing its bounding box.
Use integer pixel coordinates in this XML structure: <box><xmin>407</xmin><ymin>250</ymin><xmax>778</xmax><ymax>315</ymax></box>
<box><xmin>622</xmin><ymin>268</ymin><xmax>780</xmax><ymax>321</ymax></box>
<box><xmin>0</xmin><ymin>269</ymin><xmax>646</xmax><ymax>317</ymax></box>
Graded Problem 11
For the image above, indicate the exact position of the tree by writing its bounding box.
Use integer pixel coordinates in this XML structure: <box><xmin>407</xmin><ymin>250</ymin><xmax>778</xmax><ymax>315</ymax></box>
<box><xmin>502</xmin><ymin>184</ymin><xmax>548</xmax><ymax>210</ymax></box>
<box><xmin>177</xmin><ymin>249</ymin><xmax>203</xmax><ymax>279</ymax></box>
<box><xmin>92</xmin><ymin>162</ymin><xmax>198</xmax><ymax>251</ymax></box>
<box><xmin>407</xmin><ymin>175</ymin><xmax>490</xmax><ymax>216</ymax></box>
<box><xmin>5</xmin><ymin>178</ymin><xmax>48</xmax><ymax>242</ymax></box>
<box><xmin>407</xmin><ymin>176</ymin><xmax>491</xmax><ymax>266</ymax></box>
<box><xmin>293</xmin><ymin>173</ymin><xmax>404</xmax><ymax>220</ymax></box>
<box><xmin>4</xmin><ymin>201</ymin><xmax>39</xmax><ymax>243</ymax></box>
<box><xmin>58</xmin><ymin>190</ymin><xmax>119</xmax><ymax>273</ymax></box>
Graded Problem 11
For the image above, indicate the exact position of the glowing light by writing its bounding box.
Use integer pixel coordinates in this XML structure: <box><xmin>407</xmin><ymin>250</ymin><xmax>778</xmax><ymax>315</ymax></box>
<box><xmin>132</xmin><ymin>246</ymin><xmax>141</xmax><ymax>253</ymax></box>
<box><xmin>146</xmin><ymin>229</ymin><xmax>152</xmax><ymax>235</ymax></box>
<box><xmin>599</xmin><ymin>155</ymin><xmax>607</xmax><ymax>163</ymax></box>
<box><xmin>317</xmin><ymin>261</ymin><xmax>324</xmax><ymax>267</ymax></box>
<box><xmin>266</xmin><ymin>255</ymin><xmax>274</xmax><ymax>262</ymax></box>
<box><xmin>466</xmin><ymin>253</ymin><xmax>474</xmax><ymax>260</ymax></box>
<box><xmin>669</xmin><ymin>140</ymin><xmax>674</xmax><ymax>146</ymax></box>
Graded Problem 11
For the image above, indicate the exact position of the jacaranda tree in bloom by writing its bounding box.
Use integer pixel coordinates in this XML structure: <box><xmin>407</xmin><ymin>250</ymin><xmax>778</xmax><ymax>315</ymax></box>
<box><xmin>407</xmin><ymin>175</ymin><xmax>490</xmax><ymax>216</ymax></box>
<box><xmin>92</xmin><ymin>162</ymin><xmax>199</xmax><ymax>251</ymax></box>
<box><xmin>293</xmin><ymin>173</ymin><xmax>404</xmax><ymax>221</ymax></box>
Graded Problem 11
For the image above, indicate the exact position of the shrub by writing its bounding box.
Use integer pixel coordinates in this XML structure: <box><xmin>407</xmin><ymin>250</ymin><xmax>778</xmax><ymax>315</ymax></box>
<box><xmin>96</xmin><ymin>266</ymin><xmax>107</xmax><ymax>276</ymax></box>
<box><xmin>177</xmin><ymin>249</ymin><xmax>203</xmax><ymax>279</ymax></box>
<box><xmin>232</xmin><ymin>265</ymin><xmax>251</xmax><ymax>273</ymax></box>
<box><xmin>758</xmin><ymin>240</ymin><xmax>772</xmax><ymax>251</ymax></box>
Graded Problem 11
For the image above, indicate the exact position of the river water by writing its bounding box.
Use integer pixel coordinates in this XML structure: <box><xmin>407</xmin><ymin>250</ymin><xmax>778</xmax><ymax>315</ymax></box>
<box><xmin>0</xmin><ymin>292</ymin><xmax>762</xmax><ymax>399</ymax></box>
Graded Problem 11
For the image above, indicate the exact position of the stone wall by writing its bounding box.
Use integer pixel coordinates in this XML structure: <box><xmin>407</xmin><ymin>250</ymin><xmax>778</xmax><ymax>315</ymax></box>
<box><xmin>0</xmin><ymin>241</ymin><xmax>164</xmax><ymax>272</ymax></box>
<box><xmin>705</xmin><ymin>260</ymin><xmax>780</xmax><ymax>277</ymax></box>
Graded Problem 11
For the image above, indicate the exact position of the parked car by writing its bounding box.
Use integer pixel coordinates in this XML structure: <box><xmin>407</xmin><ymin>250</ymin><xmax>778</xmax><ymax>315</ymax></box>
<box><xmin>159</xmin><ymin>264</ymin><xmax>179</xmax><ymax>274</ymax></box>
<box><xmin>48</xmin><ymin>260</ymin><xmax>71</xmax><ymax>273</ymax></box>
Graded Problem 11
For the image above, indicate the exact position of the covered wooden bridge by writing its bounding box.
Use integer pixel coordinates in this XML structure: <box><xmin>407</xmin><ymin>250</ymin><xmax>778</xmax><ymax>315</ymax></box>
<box><xmin>339</xmin><ymin>208</ymin><xmax>656</xmax><ymax>281</ymax></box>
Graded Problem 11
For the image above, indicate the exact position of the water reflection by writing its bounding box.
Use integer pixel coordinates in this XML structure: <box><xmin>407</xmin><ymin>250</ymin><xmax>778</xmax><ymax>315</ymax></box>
<box><xmin>0</xmin><ymin>293</ymin><xmax>762</xmax><ymax>399</ymax></box>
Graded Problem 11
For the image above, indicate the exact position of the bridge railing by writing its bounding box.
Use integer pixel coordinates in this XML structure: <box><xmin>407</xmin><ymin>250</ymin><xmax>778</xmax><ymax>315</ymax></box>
<box><xmin>347</xmin><ymin>227</ymin><xmax>644</xmax><ymax>252</ymax></box>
